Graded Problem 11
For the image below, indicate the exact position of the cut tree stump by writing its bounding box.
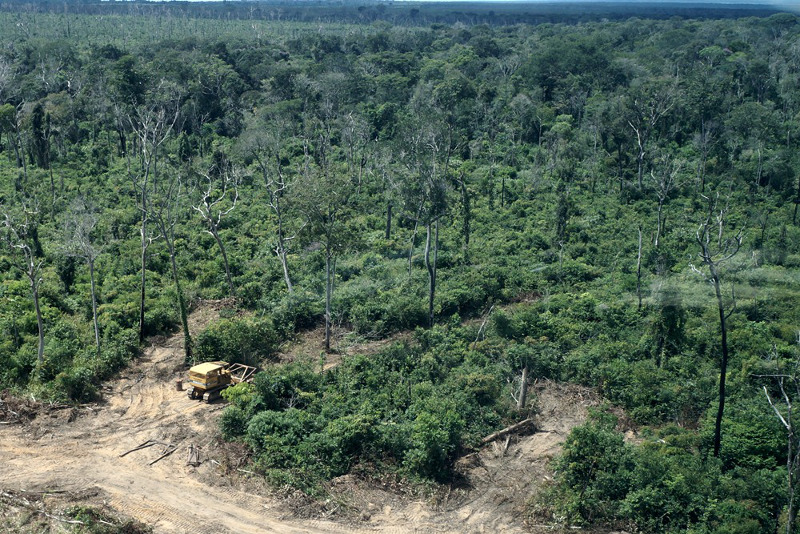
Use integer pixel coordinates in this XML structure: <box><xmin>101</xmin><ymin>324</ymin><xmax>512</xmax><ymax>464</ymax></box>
<box><xmin>186</xmin><ymin>444</ymin><xmax>201</xmax><ymax>467</ymax></box>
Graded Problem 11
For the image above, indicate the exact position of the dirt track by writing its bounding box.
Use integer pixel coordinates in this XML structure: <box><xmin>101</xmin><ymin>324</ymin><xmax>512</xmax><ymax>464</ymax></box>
<box><xmin>0</xmin><ymin>312</ymin><xmax>597</xmax><ymax>533</ymax></box>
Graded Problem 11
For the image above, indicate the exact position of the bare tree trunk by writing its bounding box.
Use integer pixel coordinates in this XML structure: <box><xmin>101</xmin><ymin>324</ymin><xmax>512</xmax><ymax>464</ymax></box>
<box><xmin>517</xmin><ymin>363</ymin><xmax>529</xmax><ymax>411</ymax></box>
<box><xmin>48</xmin><ymin>167</ymin><xmax>56</xmax><ymax>210</ymax></box>
<box><xmin>277</xmin><ymin>243</ymin><xmax>293</xmax><ymax>294</ymax></box>
<box><xmin>32</xmin><ymin>283</ymin><xmax>44</xmax><ymax>364</ymax></box>
<box><xmin>711</xmin><ymin>264</ymin><xmax>729</xmax><ymax>459</ymax></box>
<box><xmin>138</xmin><ymin>218</ymin><xmax>147</xmax><ymax>345</ymax></box>
<box><xmin>274</xmin><ymin>203</ymin><xmax>293</xmax><ymax>293</ymax></box>
<box><xmin>385</xmin><ymin>202</ymin><xmax>392</xmax><ymax>240</ymax></box>
<box><xmin>407</xmin><ymin>220</ymin><xmax>418</xmax><ymax>278</ymax></box>
<box><xmin>794</xmin><ymin>175</ymin><xmax>800</xmax><ymax>225</ymax></box>
<box><xmin>11</xmin><ymin>129</ymin><xmax>22</xmax><ymax>169</ymax></box>
<box><xmin>762</xmin><ymin>374</ymin><xmax>798</xmax><ymax>534</ymax></box>
<box><xmin>89</xmin><ymin>259</ymin><xmax>100</xmax><ymax>353</ymax></box>
<box><xmin>210</xmin><ymin>227</ymin><xmax>234</xmax><ymax>296</ymax></box>
<box><xmin>167</xmin><ymin>241</ymin><xmax>191</xmax><ymax>362</ymax></box>
<box><xmin>460</xmin><ymin>175</ymin><xmax>471</xmax><ymax>264</ymax></box>
<box><xmin>425</xmin><ymin>223</ymin><xmax>433</xmax><ymax>327</ymax></box>
<box><xmin>325</xmin><ymin>250</ymin><xmax>332</xmax><ymax>352</ymax></box>
<box><xmin>425</xmin><ymin>221</ymin><xmax>439</xmax><ymax>328</ymax></box>
<box><xmin>637</xmin><ymin>228</ymin><xmax>643</xmax><ymax>311</ymax></box>
<box><xmin>695</xmin><ymin>200</ymin><xmax>741</xmax><ymax>459</ymax></box>
<box><xmin>787</xmin><ymin>415</ymin><xmax>795</xmax><ymax>534</ymax></box>
<box><xmin>636</xmin><ymin>142</ymin><xmax>645</xmax><ymax>191</ymax></box>
<box><xmin>655</xmin><ymin>202</ymin><xmax>664</xmax><ymax>248</ymax></box>
<box><xmin>14</xmin><ymin>126</ymin><xmax>27</xmax><ymax>181</ymax></box>
<box><xmin>5</xmin><ymin>209</ymin><xmax>46</xmax><ymax>364</ymax></box>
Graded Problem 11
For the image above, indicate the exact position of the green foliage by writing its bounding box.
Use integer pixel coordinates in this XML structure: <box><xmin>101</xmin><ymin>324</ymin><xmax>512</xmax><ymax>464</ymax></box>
<box><xmin>403</xmin><ymin>399</ymin><xmax>465</xmax><ymax>480</ymax></box>
<box><xmin>224</xmin><ymin>324</ymin><xmax>511</xmax><ymax>487</ymax></box>
<box><xmin>554</xmin><ymin>417</ymin><xmax>633</xmax><ymax>524</ymax></box>
<box><xmin>0</xmin><ymin>9</ymin><xmax>798</xmax><ymax>527</ymax></box>
<box><xmin>65</xmin><ymin>505</ymin><xmax>152</xmax><ymax>533</ymax></box>
<box><xmin>546</xmin><ymin>421</ymin><xmax>787</xmax><ymax>533</ymax></box>
<box><xmin>53</xmin><ymin>366</ymin><xmax>98</xmax><ymax>403</ymax></box>
<box><xmin>194</xmin><ymin>316</ymin><xmax>279</xmax><ymax>366</ymax></box>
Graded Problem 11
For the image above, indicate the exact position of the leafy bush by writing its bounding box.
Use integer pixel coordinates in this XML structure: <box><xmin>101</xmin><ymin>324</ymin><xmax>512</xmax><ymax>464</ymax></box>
<box><xmin>545</xmin><ymin>420</ymin><xmax>787</xmax><ymax>533</ymax></box>
<box><xmin>142</xmin><ymin>295</ymin><xmax>179</xmax><ymax>337</ymax></box>
<box><xmin>54</xmin><ymin>366</ymin><xmax>98</xmax><ymax>402</ymax></box>
<box><xmin>221</xmin><ymin>323</ymin><xmax>510</xmax><ymax>488</ymax></box>
<box><xmin>554</xmin><ymin>417</ymin><xmax>633</xmax><ymax>524</ymax></box>
<box><xmin>194</xmin><ymin>315</ymin><xmax>279</xmax><ymax>366</ymax></box>
<box><xmin>403</xmin><ymin>402</ymin><xmax>465</xmax><ymax>480</ymax></box>
<box><xmin>270</xmin><ymin>290</ymin><xmax>323</xmax><ymax>336</ymax></box>
<box><xmin>220</xmin><ymin>405</ymin><xmax>250</xmax><ymax>440</ymax></box>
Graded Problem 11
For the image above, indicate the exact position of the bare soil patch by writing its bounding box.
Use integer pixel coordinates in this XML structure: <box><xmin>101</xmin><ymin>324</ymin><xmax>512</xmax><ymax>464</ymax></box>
<box><xmin>323</xmin><ymin>379</ymin><xmax>602</xmax><ymax>534</ymax></box>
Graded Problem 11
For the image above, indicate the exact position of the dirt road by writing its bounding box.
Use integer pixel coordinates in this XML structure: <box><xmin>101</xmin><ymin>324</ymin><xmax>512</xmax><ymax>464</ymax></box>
<box><xmin>0</xmin><ymin>316</ymin><xmax>595</xmax><ymax>533</ymax></box>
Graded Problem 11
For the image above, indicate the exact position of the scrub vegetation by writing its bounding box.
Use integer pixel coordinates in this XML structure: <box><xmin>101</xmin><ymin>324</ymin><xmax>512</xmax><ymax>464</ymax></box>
<box><xmin>1</xmin><ymin>4</ymin><xmax>800</xmax><ymax>532</ymax></box>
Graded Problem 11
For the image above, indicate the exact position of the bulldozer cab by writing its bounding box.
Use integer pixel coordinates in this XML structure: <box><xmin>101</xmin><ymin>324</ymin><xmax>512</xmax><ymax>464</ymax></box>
<box><xmin>187</xmin><ymin>361</ymin><xmax>231</xmax><ymax>389</ymax></box>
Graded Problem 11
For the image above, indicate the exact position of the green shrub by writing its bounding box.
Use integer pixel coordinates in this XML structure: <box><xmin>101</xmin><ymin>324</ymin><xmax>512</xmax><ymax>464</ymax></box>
<box><xmin>96</xmin><ymin>327</ymin><xmax>138</xmax><ymax>379</ymax></box>
<box><xmin>270</xmin><ymin>290</ymin><xmax>323</xmax><ymax>336</ymax></box>
<box><xmin>554</xmin><ymin>419</ymin><xmax>633</xmax><ymax>524</ymax></box>
<box><xmin>403</xmin><ymin>400</ymin><xmax>465</xmax><ymax>480</ymax></box>
<box><xmin>143</xmin><ymin>296</ymin><xmax>178</xmax><ymax>337</ymax></box>
<box><xmin>194</xmin><ymin>316</ymin><xmax>279</xmax><ymax>366</ymax></box>
<box><xmin>252</xmin><ymin>360</ymin><xmax>321</xmax><ymax>411</ymax></box>
<box><xmin>544</xmin><ymin>259</ymin><xmax>600</xmax><ymax>285</ymax></box>
<box><xmin>246</xmin><ymin>408</ymin><xmax>323</xmax><ymax>461</ymax></box>
<box><xmin>220</xmin><ymin>405</ymin><xmax>250</xmax><ymax>439</ymax></box>
<box><xmin>54</xmin><ymin>366</ymin><xmax>98</xmax><ymax>402</ymax></box>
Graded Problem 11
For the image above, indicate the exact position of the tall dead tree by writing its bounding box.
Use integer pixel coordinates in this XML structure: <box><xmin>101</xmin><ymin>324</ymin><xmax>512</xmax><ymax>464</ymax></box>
<box><xmin>626</xmin><ymin>79</ymin><xmax>675</xmax><ymax>190</ymax></box>
<box><xmin>691</xmin><ymin>193</ymin><xmax>744</xmax><ymax>458</ymax></box>
<box><xmin>1</xmin><ymin>203</ymin><xmax>44</xmax><ymax>364</ymax></box>
<box><xmin>60</xmin><ymin>197</ymin><xmax>102</xmax><ymax>353</ymax></box>
<box><xmin>126</xmin><ymin>87</ymin><xmax>180</xmax><ymax>345</ymax></box>
<box><xmin>396</xmin><ymin>91</ymin><xmax>452</xmax><ymax>328</ymax></box>
<box><xmin>340</xmin><ymin>111</ymin><xmax>372</xmax><ymax>191</ymax></box>
<box><xmin>760</xmin><ymin>344</ymin><xmax>800</xmax><ymax>534</ymax></box>
<box><xmin>11</xmin><ymin>102</ymin><xmax>27</xmax><ymax>181</ymax></box>
<box><xmin>193</xmin><ymin>161</ymin><xmax>239</xmax><ymax>297</ymax></box>
<box><xmin>636</xmin><ymin>227</ymin><xmax>643</xmax><ymax>311</ymax></box>
<box><xmin>151</xmin><ymin>170</ymin><xmax>192</xmax><ymax>363</ymax></box>
<box><xmin>694</xmin><ymin>120</ymin><xmax>717</xmax><ymax>193</ymax></box>
<box><xmin>298</xmin><ymin>111</ymin><xmax>354</xmax><ymax>352</ymax></box>
<box><xmin>649</xmin><ymin>155</ymin><xmax>682</xmax><ymax>251</ymax></box>
<box><xmin>455</xmin><ymin>170</ymin><xmax>471</xmax><ymax>264</ymax></box>
<box><xmin>240</xmin><ymin>112</ymin><xmax>301</xmax><ymax>294</ymax></box>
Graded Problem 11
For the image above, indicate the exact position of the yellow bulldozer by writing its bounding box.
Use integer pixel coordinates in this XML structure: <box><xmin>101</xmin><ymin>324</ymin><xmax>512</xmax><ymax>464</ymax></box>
<box><xmin>186</xmin><ymin>361</ymin><xmax>257</xmax><ymax>402</ymax></box>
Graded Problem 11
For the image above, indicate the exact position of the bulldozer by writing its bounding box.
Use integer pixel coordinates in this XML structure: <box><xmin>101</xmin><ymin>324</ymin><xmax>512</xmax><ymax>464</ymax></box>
<box><xmin>186</xmin><ymin>361</ymin><xmax>257</xmax><ymax>402</ymax></box>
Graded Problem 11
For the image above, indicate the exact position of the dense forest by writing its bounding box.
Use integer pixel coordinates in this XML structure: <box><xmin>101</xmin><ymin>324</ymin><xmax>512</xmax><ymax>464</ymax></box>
<box><xmin>2</xmin><ymin>4</ymin><xmax>800</xmax><ymax>532</ymax></box>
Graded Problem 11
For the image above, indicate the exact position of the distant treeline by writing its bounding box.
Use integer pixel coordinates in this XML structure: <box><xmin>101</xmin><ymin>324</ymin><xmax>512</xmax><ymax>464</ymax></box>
<box><xmin>0</xmin><ymin>1</ymin><xmax>791</xmax><ymax>26</ymax></box>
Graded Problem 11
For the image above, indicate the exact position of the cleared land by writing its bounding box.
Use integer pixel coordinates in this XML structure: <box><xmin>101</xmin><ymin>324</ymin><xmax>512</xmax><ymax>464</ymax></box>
<box><xmin>0</xmin><ymin>307</ymin><xmax>599</xmax><ymax>533</ymax></box>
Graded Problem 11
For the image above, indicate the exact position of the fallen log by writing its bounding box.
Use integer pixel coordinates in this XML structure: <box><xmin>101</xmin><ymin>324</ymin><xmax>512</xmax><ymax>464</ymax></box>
<box><xmin>149</xmin><ymin>444</ymin><xmax>177</xmax><ymax>465</ymax></box>
<box><xmin>481</xmin><ymin>418</ymin><xmax>534</xmax><ymax>445</ymax></box>
<box><xmin>119</xmin><ymin>440</ymin><xmax>157</xmax><ymax>457</ymax></box>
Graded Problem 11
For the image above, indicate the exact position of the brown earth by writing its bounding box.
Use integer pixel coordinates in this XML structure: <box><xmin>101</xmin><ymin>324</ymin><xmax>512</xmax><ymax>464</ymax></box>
<box><xmin>0</xmin><ymin>304</ymin><xmax>600</xmax><ymax>533</ymax></box>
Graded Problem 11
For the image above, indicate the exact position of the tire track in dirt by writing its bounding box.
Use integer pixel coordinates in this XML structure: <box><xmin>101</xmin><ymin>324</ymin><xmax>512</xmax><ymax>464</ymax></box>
<box><xmin>0</xmin><ymin>315</ymin><xmax>386</xmax><ymax>534</ymax></box>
